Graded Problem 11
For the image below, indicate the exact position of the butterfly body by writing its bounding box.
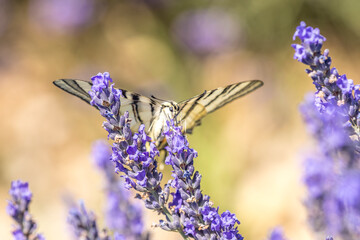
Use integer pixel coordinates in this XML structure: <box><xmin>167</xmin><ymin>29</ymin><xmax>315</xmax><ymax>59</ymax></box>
<box><xmin>53</xmin><ymin>79</ymin><xmax>263</xmax><ymax>147</ymax></box>
<box><xmin>148</xmin><ymin>101</ymin><xmax>179</xmax><ymax>144</ymax></box>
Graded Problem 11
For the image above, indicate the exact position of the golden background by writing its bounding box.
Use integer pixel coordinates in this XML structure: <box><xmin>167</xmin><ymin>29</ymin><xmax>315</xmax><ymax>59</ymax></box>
<box><xmin>1</xmin><ymin>0</ymin><xmax>360</xmax><ymax>239</ymax></box>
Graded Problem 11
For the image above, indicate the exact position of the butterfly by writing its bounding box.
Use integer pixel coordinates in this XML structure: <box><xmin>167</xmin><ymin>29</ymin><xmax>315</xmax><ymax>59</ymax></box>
<box><xmin>53</xmin><ymin>79</ymin><xmax>263</xmax><ymax>148</ymax></box>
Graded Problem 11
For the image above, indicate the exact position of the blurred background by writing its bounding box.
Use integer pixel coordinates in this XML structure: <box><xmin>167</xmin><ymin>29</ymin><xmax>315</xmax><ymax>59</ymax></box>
<box><xmin>1</xmin><ymin>0</ymin><xmax>360</xmax><ymax>239</ymax></box>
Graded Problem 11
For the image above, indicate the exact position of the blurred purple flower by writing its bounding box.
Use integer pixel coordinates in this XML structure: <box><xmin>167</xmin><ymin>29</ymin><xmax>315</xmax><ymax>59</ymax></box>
<box><xmin>300</xmin><ymin>94</ymin><xmax>360</xmax><ymax>239</ymax></box>
<box><xmin>29</xmin><ymin>0</ymin><xmax>97</xmax><ymax>34</ymax></box>
<box><xmin>172</xmin><ymin>8</ymin><xmax>242</xmax><ymax>56</ymax></box>
<box><xmin>267</xmin><ymin>227</ymin><xmax>334</xmax><ymax>240</ymax></box>
<box><xmin>92</xmin><ymin>140</ymin><xmax>113</xmax><ymax>177</ymax></box>
<box><xmin>68</xmin><ymin>201</ymin><xmax>120</xmax><ymax>240</ymax></box>
<box><xmin>7</xmin><ymin>180</ymin><xmax>45</xmax><ymax>240</ymax></box>
<box><xmin>267</xmin><ymin>228</ymin><xmax>287</xmax><ymax>240</ymax></box>
<box><xmin>303</xmin><ymin>155</ymin><xmax>333</xmax><ymax>199</ymax></box>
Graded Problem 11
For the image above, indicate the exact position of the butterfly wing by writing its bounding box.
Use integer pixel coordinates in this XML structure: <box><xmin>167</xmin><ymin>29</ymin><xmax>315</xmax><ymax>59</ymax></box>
<box><xmin>53</xmin><ymin>79</ymin><xmax>161</xmax><ymax>137</ymax></box>
<box><xmin>53</xmin><ymin>78</ymin><xmax>93</xmax><ymax>104</ymax></box>
<box><xmin>176</xmin><ymin>80</ymin><xmax>263</xmax><ymax>134</ymax></box>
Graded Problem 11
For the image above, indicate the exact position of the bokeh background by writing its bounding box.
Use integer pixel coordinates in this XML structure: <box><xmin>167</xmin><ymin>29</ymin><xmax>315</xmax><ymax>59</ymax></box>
<box><xmin>1</xmin><ymin>0</ymin><xmax>360</xmax><ymax>239</ymax></box>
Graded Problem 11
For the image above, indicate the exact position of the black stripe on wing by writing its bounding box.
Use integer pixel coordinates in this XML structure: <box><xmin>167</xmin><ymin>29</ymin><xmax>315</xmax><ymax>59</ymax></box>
<box><xmin>53</xmin><ymin>79</ymin><xmax>93</xmax><ymax>105</ymax></box>
<box><xmin>176</xmin><ymin>80</ymin><xmax>263</xmax><ymax>134</ymax></box>
<box><xmin>179</xmin><ymin>80</ymin><xmax>263</xmax><ymax>114</ymax></box>
<box><xmin>206</xmin><ymin>80</ymin><xmax>263</xmax><ymax>113</ymax></box>
<box><xmin>203</xmin><ymin>86</ymin><xmax>230</xmax><ymax>109</ymax></box>
<box><xmin>180</xmin><ymin>91</ymin><xmax>207</xmax><ymax>120</ymax></box>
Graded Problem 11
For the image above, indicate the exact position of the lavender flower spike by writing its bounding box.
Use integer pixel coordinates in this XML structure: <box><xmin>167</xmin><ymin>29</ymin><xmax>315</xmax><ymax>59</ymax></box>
<box><xmin>92</xmin><ymin>140</ymin><xmax>147</xmax><ymax>239</ymax></box>
<box><xmin>88</xmin><ymin>72</ymin><xmax>188</xmax><ymax>238</ymax></box>
<box><xmin>7</xmin><ymin>180</ymin><xmax>45</xmax><ymax>240</ymax></box>
<box><xmin>163</xmin><ymin>120</ymin><xmax>243</xmax><ymax>240</ymax></box>
<box><xmin>68</xmin><ymin>201</ymin><xmax>120</xmax><ymax>240</ymax></box>
<box><xmin>292</xmin><ymin>21</ymin><xmax>360</xmax><ymax>139</ymax></box>
<box><xmin>294</xmin><ymin>22</ymin><xmax>360</xmax><ymax>240</ymax></box>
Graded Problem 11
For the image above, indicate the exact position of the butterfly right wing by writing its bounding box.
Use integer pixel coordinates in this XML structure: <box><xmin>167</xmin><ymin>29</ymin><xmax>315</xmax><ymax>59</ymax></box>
<box><xmin>177</xmin><ymin>80</ymin><xmax>263</xmax><ymax>134</ymax></box>
<box><xmin>53</xmin><ymin>79</ymin><xmax>162</xmax><ymax>138</ymax></box>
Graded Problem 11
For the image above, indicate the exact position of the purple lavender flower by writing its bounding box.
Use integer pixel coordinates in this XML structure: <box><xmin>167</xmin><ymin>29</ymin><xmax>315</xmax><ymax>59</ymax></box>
<box><xmin>267</xmin><ymin>227</ymin><xmax>334</xmax><ymax>240</ymax></box>
<box><xmin>292</xmin><ymin>21</ymin><xmax>360</xmax><ymax>139</ymax></box>
<box><xmin>89</xmin><ymin>72</ymin><xmax>187</xmax><ymax>237</ymax></box>
<box><xmin>163</xmin><ymin>121</ymin><xmax>243</xmax><ymax>239</ymax></box>
<box><xmin>68</xmin><ymin>201</ymin><xmax>118</xmax><ymax>240</ymax></box>
<box><xmin>294</xmin><ymin>22</ymin><xmax>360</xmax><ymax>240</ymax></box>
<box><xmin>29</xmin><ymin>0</ymin><xmax>97</xmax><ymax>34</ymax></box>
<box><xmin>92</xmin><ymin>140</ymin><xmax>114</xmax><ymax>178</ymax></box>
<box><xmin>172</xmin><ymin>8</ymin><xmax>242</xmax><ymax>56</ymax></box>
<box><xmin>267</xmin><ymin>228</ymin><xmax>287</xmax><ymax>240</ymax></box>
<box><xmin>89</xmin><ymin>72</ymin><xmax>244</xmax><ymax>239</ymax></box>
<box><xmin>92</xmin><ymin>140</ymin><xmax>147</xmax><ymax>239</ymax></box>
<box><xmin>7</xmin><ymin>180</ymin><xmax>45</xmax><ymax>240</ymax></box>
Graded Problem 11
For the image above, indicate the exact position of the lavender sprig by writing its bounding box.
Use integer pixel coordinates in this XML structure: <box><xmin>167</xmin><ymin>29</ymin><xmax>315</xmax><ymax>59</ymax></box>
<box><xmin>68</xmin><ymin>201</ymin><xmax>122</xmax><ymax>240</ymax></box>
<box><xmin>88</xmin><ymin>72</ymin><xmax>186</xmax><ymax>238</ymax></box>
<box><xmin>7</xmin><ymin>180</ymin><xmax>45</xmax><ymax>240</ymax></box>
<box><xmin>162</xmin><ymin>121</ymin><xmax>242</xmax><ymax>239</ymax></box>
<box><xmin>88</xmin><ymin>72</ymin><xmax>243</xmax><ymax>239</ymax></box>
<box><xmin>92</xmin><ymin>140</ymin><xmax>147</xmax><ymax>239</ymax></box>
<box><xmin>292</xmin><ymin>21</ymin><xmax>360</xmax><ymax>139</ymax></box>
<box><xmin>293</xmin><ymin>22</ymin><xmax>360</xmax><ymax>240</ymax></box>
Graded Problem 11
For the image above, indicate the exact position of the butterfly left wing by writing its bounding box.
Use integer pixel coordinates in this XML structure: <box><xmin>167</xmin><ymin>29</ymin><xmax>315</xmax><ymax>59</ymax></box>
<box><xmin>53</xmin><ymin>79</ymin><xmax>163</xmax><ymax>140</ymax></box>
<box><xmin>53</xmin><ymin>78</ymin><xmax>94</xmax><ymax>105</ymax></box>
<box><xmin>176</xmin><ymin>80</ymin><xmax>263</xmax><ymax>134</ymax></box>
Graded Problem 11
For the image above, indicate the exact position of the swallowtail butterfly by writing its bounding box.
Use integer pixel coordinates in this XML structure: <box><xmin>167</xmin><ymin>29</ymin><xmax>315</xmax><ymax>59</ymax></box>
<box><xmin>53</xmin><ymin>79</ymin><xmax>263</xmax><ymax>148</ymax></box>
